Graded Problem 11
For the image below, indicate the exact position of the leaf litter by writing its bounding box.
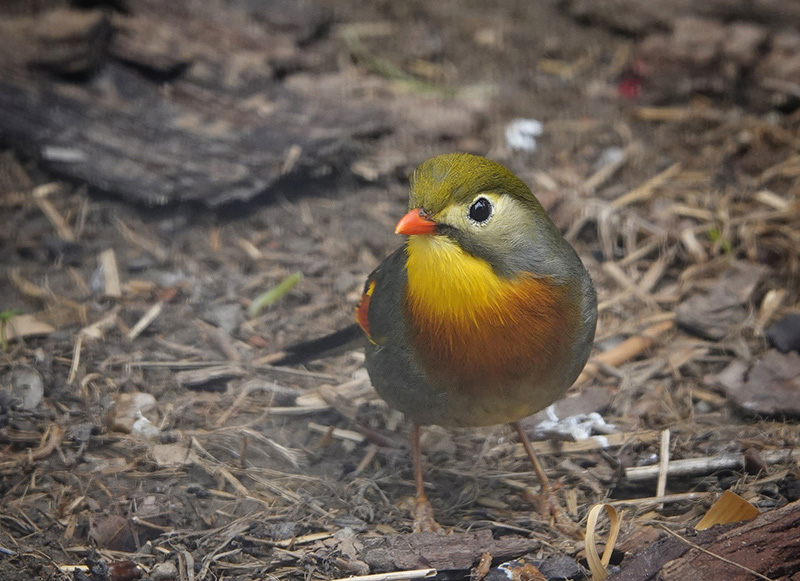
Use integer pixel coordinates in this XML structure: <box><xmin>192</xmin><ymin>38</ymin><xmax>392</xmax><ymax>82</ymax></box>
<box><xmin>1</xmin><ymin>1</ymin><xmax>800</xmax><ymax>580</ymax></box>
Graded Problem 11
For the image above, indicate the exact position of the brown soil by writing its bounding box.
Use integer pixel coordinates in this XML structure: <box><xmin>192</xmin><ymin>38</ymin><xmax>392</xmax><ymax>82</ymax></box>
<box><xmin>1</xmin><ymin>1</ymin><xmax>799</xmax><ymax>580</ymax></box>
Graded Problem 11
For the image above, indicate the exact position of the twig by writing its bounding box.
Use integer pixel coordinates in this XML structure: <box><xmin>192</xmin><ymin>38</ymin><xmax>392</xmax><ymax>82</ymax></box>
<box><xmin>237</xmin><ymin>237</ymin><xmax>262</xmax><ymax>260</ymax></box>
<box><xmin>511</xmin><ymin>429</ymin><xmax>661</xmax><ymax>458</ymax></box>
<box><xmin>252</xmin><ymin>361</ymin><xmax>340</xmax><ymax>380</ymax></box>
<box><xmin>754</xmin><ymin>189</ymin><xmax>791</xmax><ymax>212</ymax></box>
<box><xmin>325</xmin><ymin>568</ymin><xmax>436</xmax><ymax>581</ymax></box>
<box><xmin>115</xmin><ymin>218</ymin><xmax>169</xmax><ymax>262</ymax></box>
<box><xmin>607</xmin><ymin>491</ymin><xmax>712</xmax><ymax>508</ymax></box>
<box><xmin>576</xmin><ymin>320</ymin><xmax>674</xmax><ymax>386</ymax></box>
<box><xmin>602</xmin><ymin>262</ymin><xmax>657</xmax><ymax>306</ymax></box>
<box><xmin>354</xmin><ymin>444</ymin><xmax>379</xmax><ymax>475</ymax></box>
<box><xmin>637</xmin><ymin>247</ymin><xmax>676</xmax><ymax>294</ymax></box>
<box><xmin>268</xmin><ymin>404</ymin><xmax>331</xmax><ymax>416</ymax></box>
<box><xmin>0</xmin><ymin>425</ymin><xmax>65</xmax><ymax>471</ymax></box>
<box><xmin>67</xmin><ymin>334</ymin><xmax>83</xmax><ymax>385</ymax></box>
<box><xmin>174</xmin><ymin>364</ymin><xmax>247</xmax><ymax>389</ymax></box>
<box><xmin>680</xmin><ymin>228</ymin><xmax>708</xmax><ymax>263</ymax></box>
<box><xmin>581</xmin><ymin>143</ymin><xmax>637</xmax><ymax>194</ymax></box>
<box><xmin>35</xmin><ymin>195</ymin><xmax>75</xmax><ymax>241</ymax></box>
<box><xmin>215</xmin><ymin>380</ymin><xmax>270</xmax><ymax>428</ymax></box>
<box><xmin>112</xmin><ymin>358</ymin><xmax>338</xmax><ymax>380</ymax></box>
<box><xmin>617</xmin><ymin>236</ymin><xmax>663</xmax><ymax>266</ymax></box>
<box><xmin>127</xmin><ymin>301</ymin><xmax>165</xmax><ymax>340</ymax></box>
<box><xmin>610</xmin><ymin>162</ymin><xmax>681</xmax><ymax>208</ymax></box>
<box><xmin>656</xmin><ymin>429</ymin><xmax>670</xmax><ymax>509</ymax></box>
<box><xmin>308</xmin><ymin>422</ymin><xmax>365</xmax><ymax>443</ymax></box>
<box><xmin>280</xmin><ymin>144</ymin><xmax>303</xmax><ymax>175</ymax></box>
<box><xmin>98</xmin><ymin>249</ymin><xmax>122</xmax><ymax>298</ymax></box>
<box><xmin>275</xmin><ymin>531</ymin><xmax>333</xmax><ymax>548</ymax></box>
<box><xmin>239</xmin><ymin>428</ymin><xmax>304</xmax><ymax>469</ymax></box>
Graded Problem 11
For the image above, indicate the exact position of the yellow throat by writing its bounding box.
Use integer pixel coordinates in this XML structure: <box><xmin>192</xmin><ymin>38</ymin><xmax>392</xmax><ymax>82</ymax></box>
<box><xmin>405</xmin><ymin>234</ymin><xmax>509</xmax><ymax>324</ymax></box>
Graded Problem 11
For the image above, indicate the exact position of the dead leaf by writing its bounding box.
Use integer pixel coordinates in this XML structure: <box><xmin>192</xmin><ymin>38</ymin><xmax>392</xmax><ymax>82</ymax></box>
<box><xmin>726</xmin><ymin>350</ymin><xmax>800</xmax><ymax>417</ymax></box>
<box><xmin>150</xmin><ymin>443</ymin><xmax>200</xmax><ymax>469</ymax></box>
<box><xmin>676</xmin><ymin>262</ymin><xmax>769</xmax><ymax>340</ymax></box>
<box><xmin>108</xmin><ymin>560</ymin><xmax>142</xmax><ymax>581</ymax></box>
<box><xmin>90</xmin><ymin>515</ymin><xmax>136</xmax><ymax>552</ymax></box>
<box><xmin>5</xmin><ymin>314</ymin><xmax>55</xmax><ymax>342</ymax></box>
<box><xmin>703</xmin><ymin>359</ymin><xmax>748</xmax><ymax>393</ymax></box>
<box><xmin>695</xmin><ymin>490</ymin><xmax>760</xmax><ymax>530</ymax></box>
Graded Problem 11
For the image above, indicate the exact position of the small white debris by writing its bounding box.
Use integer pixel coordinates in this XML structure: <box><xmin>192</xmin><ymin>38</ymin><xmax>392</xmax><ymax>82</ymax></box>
<box><xmin>109</xmin><ymin>391</ymin><xmax>156</xmax><ymax>433</ymax></box>
<box><xmin>41</xmin><ymin>146</ymin><xmax>87</xmax><ymax>163</ymax></box>
<box><xmin>150</xmin><ymin>561</ymin><xmax>178</xmax><ymax>581</ymax></box>
<box><xmin>505</xmin><ymin>118</ymin><xmax>543</xmax><ymax>152</ymax></box>
<box><xmin>534</xmin><ymin>412</ymin><xmax>617</xmax><ymax>441</ymax></box>
<box><xmin>497</xmin><ymin>563</ymin><xmax>517</xmax><ymax>579</ymax></box>
<box><xmin>593</xmin><ymin>146</ymin><xmax>625</xmax><ymax>171</ymax></box>
<box><xmin>132</xmin><ymin>411</ymin><xmax>160</xmax><ymax>438</ymax></box>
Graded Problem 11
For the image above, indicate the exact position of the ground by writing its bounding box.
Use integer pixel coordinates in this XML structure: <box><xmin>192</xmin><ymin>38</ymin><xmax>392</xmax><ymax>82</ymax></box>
<box><xmin>1</xmin><ymin>1</ymin><xmax>799</xmax><ymax>580</ymax></box>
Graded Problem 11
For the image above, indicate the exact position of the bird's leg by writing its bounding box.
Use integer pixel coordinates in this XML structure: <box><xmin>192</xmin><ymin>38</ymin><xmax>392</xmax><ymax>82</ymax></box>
<box><xmin>410</xmin><ymin>423</ymin><xmax>443</xmax><ymax>533</ymax></box>
<box><xmin>513</xmin><ymin>421</ymin><xmax>582</xmax><ymax>538</ymax></box>
<box><xmin>514</xmin><ymin>420</ymin><xmax>552</xmax><ymax>495</ymax></box>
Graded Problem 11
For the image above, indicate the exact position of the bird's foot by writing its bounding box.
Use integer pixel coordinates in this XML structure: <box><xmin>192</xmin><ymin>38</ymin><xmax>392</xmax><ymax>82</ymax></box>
<box><xmin>524</xmin><ymin>488</ymin><xmax>583</xmax><ymax>539</ymax></box>
<box><xmin>412</xmin><ymin>495</ymin><xmax>443</xmax><ymax>534</ymax></box>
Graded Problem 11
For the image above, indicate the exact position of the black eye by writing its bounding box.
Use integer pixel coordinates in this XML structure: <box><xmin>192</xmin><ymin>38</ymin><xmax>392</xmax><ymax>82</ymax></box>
<box><xmin>468</xmin><ymin>197</ymin><xmax>492</xmax><ymax>224</ymax></box>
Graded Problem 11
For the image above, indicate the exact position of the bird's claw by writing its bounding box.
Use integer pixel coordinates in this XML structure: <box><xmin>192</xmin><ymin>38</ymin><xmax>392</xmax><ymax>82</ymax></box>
<box><xmin>524</xmin><ymin>488</ymin><xmax>583</xmax><ymax>539</ymax></box>
<box><xmin>412</xmin><ymin>495</ymin><xmax>443</xmax><ymax>534</ymax></box>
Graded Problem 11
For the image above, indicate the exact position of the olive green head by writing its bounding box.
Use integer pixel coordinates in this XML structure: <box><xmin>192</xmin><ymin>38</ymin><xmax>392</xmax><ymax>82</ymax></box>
<box><xmin>409</xmin><ymin>153</ymin><xmax>546</xmax><ymax>216</ymax></box>
<box><xmin>406</xmin><ymin>153</ymin><xmax>575</xmax><ymax>280</ymax></box>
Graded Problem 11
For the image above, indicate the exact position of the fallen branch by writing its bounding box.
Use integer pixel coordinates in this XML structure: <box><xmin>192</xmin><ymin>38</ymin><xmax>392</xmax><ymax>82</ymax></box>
<box><xmin>326</xmin><ymin>568</ymin><xmax>436</xmax><ymax>581</ymax></box>
<box><xmin>625</xmin><ymin>449</ymin><xmax>800</xmax><ymax>482</ymax></box>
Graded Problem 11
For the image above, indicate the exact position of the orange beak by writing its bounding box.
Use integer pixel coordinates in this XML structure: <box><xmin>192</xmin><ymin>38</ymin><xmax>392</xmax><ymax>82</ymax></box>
<box><xmin>395</xmin><ymin>208</ymin><xmax>438</xmax><ymax>235</ymax></box>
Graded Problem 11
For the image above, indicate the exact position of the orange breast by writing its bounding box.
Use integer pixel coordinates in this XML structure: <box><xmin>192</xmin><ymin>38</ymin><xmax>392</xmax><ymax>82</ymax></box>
<box><xmin>404</xmin><ymin>275</ymin><xmax>579</xmax><ymax>396</ymax></box>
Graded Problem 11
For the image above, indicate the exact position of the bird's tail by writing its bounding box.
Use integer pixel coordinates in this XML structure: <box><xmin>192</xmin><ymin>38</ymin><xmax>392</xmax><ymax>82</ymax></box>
<box><xmin>269</xmin><ymin>324</ymin><xmax>364</xmax><ymax>366</ymax></box>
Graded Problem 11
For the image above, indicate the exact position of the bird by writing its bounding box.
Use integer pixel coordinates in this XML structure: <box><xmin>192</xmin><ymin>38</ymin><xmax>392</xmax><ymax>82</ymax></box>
<box><xmin>274</xmin><ymin>153</ymin><xmax>597</xmax><ymax>532</ymax></box>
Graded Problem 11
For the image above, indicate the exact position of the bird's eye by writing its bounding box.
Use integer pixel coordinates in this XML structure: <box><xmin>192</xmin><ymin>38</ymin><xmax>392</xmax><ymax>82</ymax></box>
<box><xmin>468</xmin><ymin>197</ymin><xmax>493</xmax><ymax>224</ymax></box>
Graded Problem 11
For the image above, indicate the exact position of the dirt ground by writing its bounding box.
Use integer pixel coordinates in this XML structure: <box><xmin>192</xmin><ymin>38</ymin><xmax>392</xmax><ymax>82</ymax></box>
<box><xmin>2</xmin><ymin>1</ymin><xmax>800</xmax><ymax>580</ymax></box>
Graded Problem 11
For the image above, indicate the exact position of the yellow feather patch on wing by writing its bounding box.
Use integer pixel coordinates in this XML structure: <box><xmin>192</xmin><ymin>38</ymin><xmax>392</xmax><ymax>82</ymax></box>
<box><xmin>356</xmin><ymin>280</ymin><xmax>378</xmax><ymax>345</ymax></box>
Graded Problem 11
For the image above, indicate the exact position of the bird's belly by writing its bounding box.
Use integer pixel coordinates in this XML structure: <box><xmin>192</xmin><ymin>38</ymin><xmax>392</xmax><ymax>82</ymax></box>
<box><xmin>442</xmin><ymin>375</ymin><xmax>568</xmax><ymax>427</ymax></box>
<box><xmin>366</xmin><ymin>275</ymin><xmax>584</xmax><ymax>427</ymax></box>
<box><xmin>412</xmin><ymin>333</ymin><xmax>577</xmax><ymax>427</ymax></box>
<box><xmin>366</xmin><ymin>341</ymin><xmax>572</xmax><ymax>427</ymax></box>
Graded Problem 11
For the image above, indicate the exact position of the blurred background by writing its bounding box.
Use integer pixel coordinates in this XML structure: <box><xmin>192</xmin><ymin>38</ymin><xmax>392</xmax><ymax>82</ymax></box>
<box><xmin>1</xmin><ymin>1</ymin><xmax>799</xmax><ymax>580</ymax></box>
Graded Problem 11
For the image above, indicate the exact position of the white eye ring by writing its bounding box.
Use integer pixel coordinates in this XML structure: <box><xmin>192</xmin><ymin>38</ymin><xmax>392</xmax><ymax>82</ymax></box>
<box><xmin>468</xmin><ymin>196</ymin><xmax>493</xmax><ymax>225</ymax></box>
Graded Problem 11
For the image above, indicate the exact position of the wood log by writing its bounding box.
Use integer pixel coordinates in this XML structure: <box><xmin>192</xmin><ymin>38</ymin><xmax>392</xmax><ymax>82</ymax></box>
<box><xmin>0</xmin><ymin>2</ymin><xmax>389</xmax><ymax>206</ymax></box>
<box><xmin>611</xmin><ymin>500</ymin><xmax>800</xmax><ymax>580</ymax></box>
<box><xmin>358</xmin><ymin>530</ymin><xmax>538</xmax><ymax>574</ymax></box>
